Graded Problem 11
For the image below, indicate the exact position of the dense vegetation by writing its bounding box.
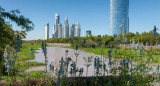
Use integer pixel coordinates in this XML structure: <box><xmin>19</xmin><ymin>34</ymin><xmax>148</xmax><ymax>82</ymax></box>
<box><xmin>32</xmin><ymin>26</ymin><xmax>160</xmax><ymax>48</ymax></box>
<box><xmin>0</xmin><ymin>6</ymin><xmax>34</xmax><ymax>79</ymax></box>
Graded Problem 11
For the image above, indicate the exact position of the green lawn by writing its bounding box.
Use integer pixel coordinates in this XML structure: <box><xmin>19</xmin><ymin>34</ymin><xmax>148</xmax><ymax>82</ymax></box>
<box><xmin>16</xmin><ymin>43</ymin><xmax>46</xmax><ymax>70</ymax></box>
<box><xmin>82</xmin><ymin>47</ymin><xmax>160</xmax><ymax>63</ymax></box>
<box><xmin>17</xmin><ymin>43</ymin><xmax>41</xmax><ymax>60</ymax></box>
<box><xmin>2</xmin><ymin>70</ymin><xmax>46</xmax><ymax>82</ymax></box>
<box><xmin>15</xmin><ymin>62</ymin><xmax>46</xmax><ymax>71</ymax></box>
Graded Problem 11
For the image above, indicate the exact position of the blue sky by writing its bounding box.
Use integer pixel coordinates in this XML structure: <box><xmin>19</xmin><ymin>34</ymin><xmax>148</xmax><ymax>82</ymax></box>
<box><xmin>1</xmin><ymin>0</ymin><xmax>160</xmax><ymax>40</ymax></box>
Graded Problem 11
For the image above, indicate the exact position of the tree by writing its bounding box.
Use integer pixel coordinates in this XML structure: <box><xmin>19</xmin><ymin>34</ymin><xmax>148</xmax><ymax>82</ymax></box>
<box><xmin>153</xmin><ymin>25</ymin><xmax>157</xmax><ymax>32</ymax></box>
<box><xmin>136</xmin><ymin>31</ymin><xmax>139</xmax><ymax>35</ymax></box>
<box><xmin>0</xmin><ymin>6</ymin><xmax>34</xmax><ymax>78</ymax></box>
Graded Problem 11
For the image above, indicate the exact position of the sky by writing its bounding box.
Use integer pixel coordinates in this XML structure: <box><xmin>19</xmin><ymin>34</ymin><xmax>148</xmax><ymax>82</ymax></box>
<box><xmin>1</xmin><ymin>0</ymin><xmax>160</xmax><ymax>40</ymax></box>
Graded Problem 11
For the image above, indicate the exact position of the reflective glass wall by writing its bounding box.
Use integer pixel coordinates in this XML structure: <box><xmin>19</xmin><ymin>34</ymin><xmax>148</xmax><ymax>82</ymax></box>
<box><xmin>110</xmin><ymin>0</ymin><xmax>129</xmax><ymax>35</ymax></box>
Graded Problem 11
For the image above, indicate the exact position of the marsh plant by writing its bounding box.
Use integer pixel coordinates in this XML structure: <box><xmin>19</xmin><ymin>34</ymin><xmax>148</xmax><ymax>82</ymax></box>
<box><xmin>83</xmin><ymin>56</ymin><xmax>93</xmax><ymax>76</ymax></box>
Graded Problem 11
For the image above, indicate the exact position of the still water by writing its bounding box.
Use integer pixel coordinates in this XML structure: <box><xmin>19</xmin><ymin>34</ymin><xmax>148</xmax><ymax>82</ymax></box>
<box><xmin>27</xmin><ymin>47</ymin><xmax>111</xmax><ymax>76</ymax></box>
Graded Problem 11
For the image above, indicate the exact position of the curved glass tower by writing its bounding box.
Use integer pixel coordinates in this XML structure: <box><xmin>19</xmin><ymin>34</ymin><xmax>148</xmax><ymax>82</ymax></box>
<box><xmin>110</xmin><ymin>0</ymin><xmax>129</xmax><ymax>35</ymax></box>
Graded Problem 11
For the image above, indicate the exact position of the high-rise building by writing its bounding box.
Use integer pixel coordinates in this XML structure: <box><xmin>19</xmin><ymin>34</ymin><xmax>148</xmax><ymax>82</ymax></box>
<box><xmin>75</xmin><ymin>22</ymin><xmax>81</xmax><ymax>37</ymax></box>
<box><xmin>45</xmin><ymin>22</ymin><xmax>49</xmax><ymax>39</ymax></box>
<box><xmin>54</xmin><ymin>14</ymin><xmax>60</xmax><ymax>38</ymax></box>
<box><xmin>52</xmin><ymin>24</ymin><xmax>55</xmax><ymax>38</ymax></box>
<box><xmin>63</xmin><ymin>18</ymin><xmax>69</xmax><ymax>38</ymax></box>
<box><xmin>86</xmin><ymin>30</ymin><xmax>91</xmax><ymax>37</ymax></box>
<box><xmin>110</xmin><ymin>0</ymin><xmax>129</xmax><ymax>35</ymax></box>
<box><xmin>58</xmin><ymin>24</ymin><xmax>62</xmax><ymax>38</ymax></box>
<box><xmin>70</xmin><ymin>24</ymin><xmax>75</xmax><ymax>37</ymax></box>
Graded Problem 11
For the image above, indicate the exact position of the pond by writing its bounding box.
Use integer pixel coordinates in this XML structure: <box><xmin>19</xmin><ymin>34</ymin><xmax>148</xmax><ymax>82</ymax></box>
<box><xmin>26</xmin><ymin>47</ymin><xmax>112</xmax><ymax>76</ymax></box>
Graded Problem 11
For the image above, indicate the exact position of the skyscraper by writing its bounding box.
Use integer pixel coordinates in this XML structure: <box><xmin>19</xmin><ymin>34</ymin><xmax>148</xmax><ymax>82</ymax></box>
<box><xmin>54</xmin><ymin>14</ymin><xmax>60</xmax><ymax>38</ymax></box>
<box><xmin>63</xmin><ymin>18</ymin><xmax>69</xmax><ymax>38</ymax></box>
<box><xmin>58</xmin><ymin>24</ymin><xmax>62</xmax><ymax>38</ymax></box>
<box><xmin>86</xmin><ymin>30</ymin><xmax>91</xmax><ymax>37</ymax></box>
<box><xmin>52</xmin><ymin>24</ymin><xmax>55</xmax><ymax>38</ymax></box>
<box><xmin>110</xmin><ymin>0</ymin><xmax>129</xmax><ymax>35</ymax></box>
<box><xmin>75</xmin><ymin>22</ymin><xmax>81</xmax><ymax>37</ymax></box>
<box><xmin>45</xmin><ymin>22</ymin><xmax>49</xmax><ymax>39</ymax></box>
<box><xmin>70</xmin><ymin>24</ymin><xmax>75</xmax><ymax>37</ymax></box>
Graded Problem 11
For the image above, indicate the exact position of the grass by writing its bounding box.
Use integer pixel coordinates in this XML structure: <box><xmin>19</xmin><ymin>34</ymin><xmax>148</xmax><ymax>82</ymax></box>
<box><xmin>47</xmin><ymin>44</ymin><xmax>71</xmax><ymax>48</ymax></box>
<box><xmin>2</xmin><ymin>70</ymin><xmax>45</xmax><ymax>81</ymax></box>
<box><xmin>15</xmin><ymin>43</ymin><xmax>46</xmax><ymax>70</ymax></box>
<box><xmin>82</xmin><ymin>47</ymin><xmax>160</xmax><ymax>63</ymax></box>
<box><xmin>17</xmin><ymin>43</ymin><xmax>41</xmax><ymax>60</ymax></box>
<box><xmin>15</xmin><ymin>62</ymin><xmax>46</xmax><ymax>71</ymax></box>
<box><xmin>82</xmin><ymin>47</ymin><xmax>108</xmax><ymax>55</ymax></box>
<box><xmin>28</xmin><ymin>70</ymin><xmax>45</xmax><ymax>79</ymax></box>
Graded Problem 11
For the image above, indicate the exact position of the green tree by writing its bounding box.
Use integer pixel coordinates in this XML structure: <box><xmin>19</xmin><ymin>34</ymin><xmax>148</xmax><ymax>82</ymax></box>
<box><xmin>0</xmin><ymin>6</ymin><xmax>34</xmax><ymax>78</ymax></box>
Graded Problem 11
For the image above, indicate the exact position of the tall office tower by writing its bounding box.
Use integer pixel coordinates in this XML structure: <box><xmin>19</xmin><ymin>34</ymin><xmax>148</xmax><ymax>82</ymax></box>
<box><xmin>58</xmin><ymin>24</ymin><xmax>62</xmax><ymax>38</ymax></box>
<box><xmin>52</xmin><ymin>24</ymin><xmax>55</xmax><ymax>38</ymax></box>
<box><xmin>61</xmin><ymin>28</ymin><xmax>64</xmax><ymax>38</ymax></box>
<box><xmin>45</xmin><ymin>22</ymin><xmax>49</xmax><ymax>39</ymax></box>
<box><xmin>70</xmin><ymin>24</ymin><xmax>75</xmax><ymax>37</ymax></box>
<box><xmin>110</xmin><ymin>0</ymin><xmax>129</xmax><ymax>35</ymax></box>
<box><xmin>54</xmin><ymin>14</ymin><xmax>60</xmax><ymax>38</ymax></box>
<box><xmin>75</xmin><ymin>22</ymin><xmax>81</xmax><ymax>37</ymax></box>
<box><xmin>86</xmin><ymin>30</ymin><xmax>91</xmax><ymax>37</ymax></box>
<box><xmin>63</xmin><ymin>18</ymin><xmax>69</xmax><ymax>38</ymax></box>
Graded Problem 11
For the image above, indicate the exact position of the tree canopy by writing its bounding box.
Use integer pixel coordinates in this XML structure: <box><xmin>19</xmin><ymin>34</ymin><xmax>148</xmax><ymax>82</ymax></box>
<box><xmin>0</xmin><ymin>6</ymin><xmax>34</xmax><ymax>78</ymax></box>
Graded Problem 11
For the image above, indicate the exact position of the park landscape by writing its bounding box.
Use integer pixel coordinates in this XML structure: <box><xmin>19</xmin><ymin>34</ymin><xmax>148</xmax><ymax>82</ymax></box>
<box><xmin>1</xmin><ymin>0</ymin><xmax>160</xmax><ymax>86</ymax></box>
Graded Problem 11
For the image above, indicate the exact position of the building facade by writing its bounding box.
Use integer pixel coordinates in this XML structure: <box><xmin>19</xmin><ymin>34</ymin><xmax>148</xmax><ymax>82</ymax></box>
<box><xmin>86</xmin><ymin>30</ymin><xmax>91</xmax><ymax>37</ymax></box>
<box><xmin>63</xmin><ymin>18</ymin><xmax>69</xmax><ymax>38</ymax></box>
<box><xmin>58</xmin><ymin>24</ymin><xmax>62</xmax><ymax>38</ymax></box>
<box><xmin>110</xmin><ymin>0</ymin><xmax>129</xmax><ymax>35</ymax></box>
<box><xmin>75</xmin><ymin>22</ymin><xmax>81</xmax><ymax>37</ymax></box>
<box><xmin>45</xmin><ymin>22</ymin><xmax>49</xmax><ymax>39</ymax></box>
<box><xmin>54</xmin><ymin>14</ymin><xmax>60</xmax><ymax>38</ymax></box>
<box><xmin>52</xmin><ymin>14</ymin><xmax>81</xmax><ymax>38</ymax></box>
<box><xmin>70</xmin><ymin>24</ymin><xmax>75</xmax><ymax>37</ymax></box>
<box><xmin>52</xmin><ymin>24</ymin><xmax>55</xmax><ymax>38</ymax></box>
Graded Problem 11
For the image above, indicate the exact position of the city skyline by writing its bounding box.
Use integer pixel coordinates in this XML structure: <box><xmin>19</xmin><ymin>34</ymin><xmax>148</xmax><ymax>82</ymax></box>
<box><xmin>1</xmin><ymin>0</ymin><xmax>160</xmax><ymax>40</ymax></box>
<box><xmin>52</xmin><ymin>14</ymin><xmax>81</xmax><ymax>39</ymax></box>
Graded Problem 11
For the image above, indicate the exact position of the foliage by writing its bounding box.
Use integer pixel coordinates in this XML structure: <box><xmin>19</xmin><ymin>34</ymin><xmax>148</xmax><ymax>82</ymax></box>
<box><xmin>0</xmin><ymin>6</ymin><xmax>34</xmax><ymax>79</ymax></box>
<box><xmin>30</xmin><ymin>26</ymin><xmax>160</xmax><ymax>49</ymax></box>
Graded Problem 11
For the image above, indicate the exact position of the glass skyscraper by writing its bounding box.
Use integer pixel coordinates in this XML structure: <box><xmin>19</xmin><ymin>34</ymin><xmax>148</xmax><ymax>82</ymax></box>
<box><xmin>58</xmin><ymin>24</ymin><xmax>62</xmax><ymax>38</ymax></box>
<box><xmin>75</xmin><ymin>22</ymin><xmax>81</xmax><ymax>37</ymax></box>
<box><xmin>63</xmin><ymin>18</ymin><xmax>69</xmax><ymax>38</ymax></box>
<box><xmin>110</xmin><ymin>0</ymin><xmax>129</xmax><ymax>35</ymax></box>
<box><xmin>45</xmin><ymin>22</ymin><xmax>49</xmax><ymax>39</ymax></box>
<box><xmin>70</xmin><ymin>24</ymin><xmax>75</xmax><ymax>37</ymax></box>
<box><xmin>54</xmin><ymin>14</ymin><xmax>60</xmax><ymax>38</ymax></box>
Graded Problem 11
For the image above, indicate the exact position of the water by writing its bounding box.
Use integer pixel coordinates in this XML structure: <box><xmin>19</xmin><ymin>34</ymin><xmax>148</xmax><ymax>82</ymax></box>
<box><xmin>27</xmin><ymin>47</ymin><xmax>111</xmax><ymax>76</ymax></box>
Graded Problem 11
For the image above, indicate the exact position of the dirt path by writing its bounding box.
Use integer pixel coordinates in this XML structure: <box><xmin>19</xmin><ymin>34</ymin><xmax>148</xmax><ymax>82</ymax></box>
<box><xmin>47</xmin><ymin>43</ymin><xmax>70</xmax><ymax>46</ymax></box>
